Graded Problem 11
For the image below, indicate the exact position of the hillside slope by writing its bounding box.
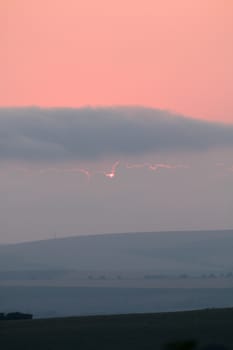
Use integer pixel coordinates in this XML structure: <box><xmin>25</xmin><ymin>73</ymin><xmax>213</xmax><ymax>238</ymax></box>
<box><xmin>0</xmin><ymin>230</ymin><xmax>233</xmax><ymax>273</ymax></box>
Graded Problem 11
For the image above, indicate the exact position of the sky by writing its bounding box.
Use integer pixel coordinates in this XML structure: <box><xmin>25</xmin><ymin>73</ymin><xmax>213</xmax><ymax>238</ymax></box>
<box><xmin>1</xmin><ymin>0</ymin><xmax>233</xmax><ymax>243</ymax></box>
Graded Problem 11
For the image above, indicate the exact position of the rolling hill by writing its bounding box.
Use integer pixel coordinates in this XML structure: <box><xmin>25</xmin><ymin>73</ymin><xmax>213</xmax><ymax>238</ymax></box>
<box><xmin>0</xmin><ymin>230</ymin><xmax>232</xmax><ymax>274</ymax></box>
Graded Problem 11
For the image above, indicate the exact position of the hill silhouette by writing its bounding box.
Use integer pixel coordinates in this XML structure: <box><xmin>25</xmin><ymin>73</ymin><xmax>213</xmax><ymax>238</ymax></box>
<box><xmin>1</xmin><ymin>308</ymin><xmax>233</xmax><ymax>350</ymax></box>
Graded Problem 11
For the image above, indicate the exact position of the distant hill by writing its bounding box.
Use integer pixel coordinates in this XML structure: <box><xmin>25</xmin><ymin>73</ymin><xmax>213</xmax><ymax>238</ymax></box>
<box><xmin>0</xmin><ymin>230</ymin><xmax>233</xmax><ymax>273</ymax></box>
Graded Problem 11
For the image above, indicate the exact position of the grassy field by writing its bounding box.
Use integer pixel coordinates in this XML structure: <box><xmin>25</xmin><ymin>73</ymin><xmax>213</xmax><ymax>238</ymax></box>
<box><xmin>0</xmin><ymin>308</ymin><xmax>233</xmax><ymax>349</ymax></box>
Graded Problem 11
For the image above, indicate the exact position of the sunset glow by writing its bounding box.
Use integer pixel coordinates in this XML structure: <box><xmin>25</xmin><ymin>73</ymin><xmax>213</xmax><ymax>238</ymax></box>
<box><xmin>2</xmin><ymin>0</ymin><xmax>233</xmax><ymax>123</ymax></box>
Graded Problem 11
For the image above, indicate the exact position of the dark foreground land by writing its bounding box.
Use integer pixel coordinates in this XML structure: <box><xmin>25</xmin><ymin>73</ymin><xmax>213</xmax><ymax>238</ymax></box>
<box><xmin>1</xmin><ymin>308</ymin><xmax>233</xmax><ymax>350</ymax></box>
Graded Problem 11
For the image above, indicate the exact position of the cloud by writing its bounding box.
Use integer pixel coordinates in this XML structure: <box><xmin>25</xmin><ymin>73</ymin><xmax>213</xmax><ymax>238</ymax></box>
<box><xmin>0</xmin><ymin>107</ymin><xmax>233</xmax><ymax>163</ymax></box>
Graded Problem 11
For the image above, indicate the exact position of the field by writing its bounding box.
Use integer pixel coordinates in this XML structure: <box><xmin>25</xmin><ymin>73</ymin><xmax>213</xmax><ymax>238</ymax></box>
<box><xmin>1</xmin><ymin>308</ymin><xmax>233</xmax><ymax>350</ymax></box>
<box><xmin>1</xmin><ymin>286</ymin><xmax>233</xmax><ymax>318</ymax></box>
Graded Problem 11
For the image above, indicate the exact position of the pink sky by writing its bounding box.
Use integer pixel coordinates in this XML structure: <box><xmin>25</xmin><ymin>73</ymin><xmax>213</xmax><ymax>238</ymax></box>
<box><xmin>1</xmin><ymin>0</ymin><xmax>233</xmax><ymax>123</ymax></box>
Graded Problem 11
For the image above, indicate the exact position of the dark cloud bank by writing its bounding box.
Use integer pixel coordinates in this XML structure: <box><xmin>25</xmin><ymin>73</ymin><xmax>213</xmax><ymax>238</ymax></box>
<box><xmin>0</xmin><ymin>107</ymin><xmax>233</xmax><ymax>162</ymax></box>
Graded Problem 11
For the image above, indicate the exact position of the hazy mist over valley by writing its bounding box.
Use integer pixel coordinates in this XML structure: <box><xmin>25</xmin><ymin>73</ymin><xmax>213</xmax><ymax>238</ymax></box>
<box><xmin>0</xmin><ymin>230</ymin><xmax>233</xmax><ymax>319</ymax></box>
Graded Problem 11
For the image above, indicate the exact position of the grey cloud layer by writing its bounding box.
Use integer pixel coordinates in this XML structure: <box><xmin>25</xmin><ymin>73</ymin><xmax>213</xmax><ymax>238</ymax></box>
<box><xmin>0</xmin><ymin>107</ymin><xmax>233</xmax><ymax>162</ymax></box>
